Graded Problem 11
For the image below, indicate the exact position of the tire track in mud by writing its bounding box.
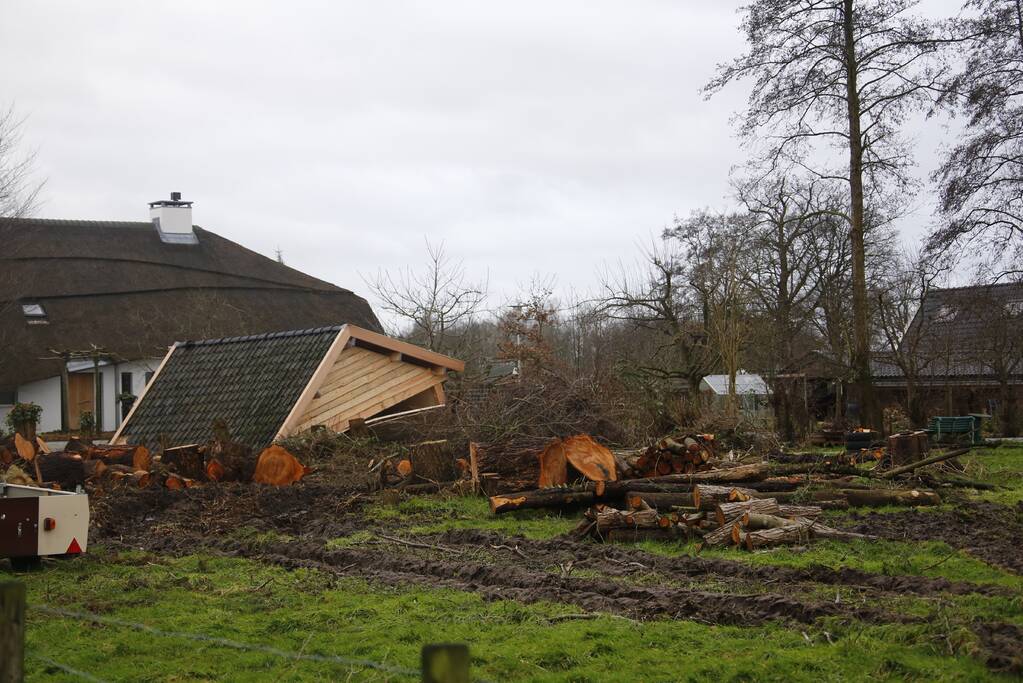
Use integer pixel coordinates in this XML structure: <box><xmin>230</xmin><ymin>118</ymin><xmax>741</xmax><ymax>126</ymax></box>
<box><xmin>432</xmin><ymin>529</ymin><xmax>1009</xmax><ymax>598</ymax></box>
<box><xmin>168</xmin><ymin>535</ymin><xmax>892</xmax><ymax>626</ymax></box>
<box><xmin>837</xmin><ymin>501</ymin><xmax>1023</xmax><ymax>575</ymax></box>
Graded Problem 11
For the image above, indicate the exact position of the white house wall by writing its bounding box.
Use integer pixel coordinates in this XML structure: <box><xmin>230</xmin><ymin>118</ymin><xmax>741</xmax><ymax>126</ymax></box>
<box><xmin>17</xmin><ymin>376</ymin><xmax>63</xmax><ymax>432</ymax></box>
<box><xmin>15</xmin><ymin>358</ymin><xmax>163</xmax><ymax>434</ymax></box>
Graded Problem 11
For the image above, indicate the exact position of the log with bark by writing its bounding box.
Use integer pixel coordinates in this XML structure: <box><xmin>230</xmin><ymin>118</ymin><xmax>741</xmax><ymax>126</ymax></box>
<box><xmin>880</xmin><ymin>448</ymin><xmax>971</xmax><ymax>479</ymax></box>
<box><xmin>776</xmin><ymin>504</ymin><xmax>823</xmax><ymax>518</ymax></box>
<box><xmin>34</xmin><ymin>453</ymin><xmax>87</xmax><ymax>491</ymax></box>
<box><xmin>742</xmin><ymin>519</ymin><xmax>816</xmax><ymax>550</ymax></box>
<box><xmin>594</xmin><ymin>506</ymin><xmax>670</xmax><ymax>534</ymax></box>
<box><xmin>806</xmin><ymin>521</ymin><xmax>876</xmax><ymax>542</ymax></box>
<box><xmin>84</xmin><ymin>444</ymin><xmax>152</xmax><ymax>471</ymax></box>
<box><xmin>701</xmin><ymin>519</ymin><xmax>745</xmax><ymax>548</ymax></box>
<box><xmin>840</xmin><ymin>488</ymin><xmax>941</xmax><ymax>507</ymax></box>
<box><xmin>735</xmin><ymin>489</ymin><xmax>853</xmax><ymax>503</ymax></box>
<box><xmin>108</xmin><ymin>469</ymin><xmax>151</xmax><ymax>488</ymax></box>
<box><xmin>714</xmin><ymin>498</ymin><xmax>780</xmax><ymax>526</ymax></box>
<box><xmin>626</xmin><ymin>491</ymin><xmax>695</xmax><ymax>510</ymax></box>
<box><xmin>489</xmin><ymin>488</ymin><xmax>598</xmax><ymax>514</ymax></box>
<box><xmin>161</xmin><ymin>444</ymin><xmax>206</xmax><ymax>480</ymax></box>
<box><xmin>693</xmin><ymin>484</ymin><xmax>757</xmax><ymax>508</ymax></box>
<box><xmin>745</xmin><ymin>513</ymin><xmax>798</xmax><ymax>531</ymax></box>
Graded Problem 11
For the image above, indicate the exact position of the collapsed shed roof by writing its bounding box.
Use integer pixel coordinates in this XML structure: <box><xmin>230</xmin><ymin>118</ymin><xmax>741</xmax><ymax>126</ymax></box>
<box><xmin>113</xmin><ymin>324</ymin><xmax>464</xmax><ymax>450</ymax></box>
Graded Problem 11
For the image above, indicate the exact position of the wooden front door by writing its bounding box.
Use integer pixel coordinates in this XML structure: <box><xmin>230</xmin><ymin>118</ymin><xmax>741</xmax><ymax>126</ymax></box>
<box><xmin>67</xmin><ymin>374</ymin><xmax>94</xmax><ymax>430</ymax></box>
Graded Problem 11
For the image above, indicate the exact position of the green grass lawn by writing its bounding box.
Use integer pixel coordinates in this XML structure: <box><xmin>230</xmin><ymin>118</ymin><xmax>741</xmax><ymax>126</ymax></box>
<box><xmin>6</xmin><ymin>550</ymin><xmax>1010</xmax><ymax>682</ymax></box>
<box><xmin>961</xmin><ymin>445</ymin><xmax>1023</xmax><ymax>506</ymax></box>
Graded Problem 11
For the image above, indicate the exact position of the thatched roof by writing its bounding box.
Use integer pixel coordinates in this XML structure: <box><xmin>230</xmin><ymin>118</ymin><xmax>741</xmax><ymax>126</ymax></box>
<box><xmin>0</xmin><ymin>217</ymin><xmax>381</xmax><ymax>389</ymax></box>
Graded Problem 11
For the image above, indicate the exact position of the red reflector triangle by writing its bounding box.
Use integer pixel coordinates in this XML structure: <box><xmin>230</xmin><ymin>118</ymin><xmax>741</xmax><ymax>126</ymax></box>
<box><xmin>66</xmin><ymin>538</ymin><xmax>82</xmax><ymax>554</ymax></box>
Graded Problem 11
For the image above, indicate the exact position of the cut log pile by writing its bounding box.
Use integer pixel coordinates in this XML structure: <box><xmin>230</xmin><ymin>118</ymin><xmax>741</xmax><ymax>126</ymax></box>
<box><xmin>572</xmin><ymin>484</ymin><xmax>877</xmax><ymax>551</ymax></box>
<box><xmin>613</xmin><ymin>435</ymin><xmax>716</xmax><ymax>478</ymax></box>
<box><xmin>0</xmin><ymin>435</ymin><xmax>311</xmax><ymax>491</ymax></box>
<box><xmin>489</xmin><ymin>467</ymin><xmax>945</xmax><ymax>515</ymax></box>
<box><xmin>460</xmin><ymin>433</ymin><xmax>716</xmax><ymax>495</ymax></box>
<box><xmin>485</xmin><ymin>441</ymin><xmax>977</xmax><ymax>550</ymax></box>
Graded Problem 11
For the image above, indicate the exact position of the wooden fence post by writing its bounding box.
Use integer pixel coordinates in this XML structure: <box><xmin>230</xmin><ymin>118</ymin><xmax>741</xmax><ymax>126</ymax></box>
<box><xmin>421</xmin><ymin>643</ymin><xmax>469</xmax><ymax>683</ymax></box>
<box><xmin>0</xmin><ymin>582</ymin><xmax>26</xmax><ymax>683</ymax></box>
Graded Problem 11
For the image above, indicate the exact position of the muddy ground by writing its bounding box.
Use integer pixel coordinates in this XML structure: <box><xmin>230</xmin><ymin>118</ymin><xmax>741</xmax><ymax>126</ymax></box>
<box><xmin>839</xmin><ymin>500</ymin><xmax>1023</xmax><ymax>574</ymax></box>
<box><xmin>84</xmin><ymin>481</ymin><xmax>1023</xmax><ymax>673</ymax></box>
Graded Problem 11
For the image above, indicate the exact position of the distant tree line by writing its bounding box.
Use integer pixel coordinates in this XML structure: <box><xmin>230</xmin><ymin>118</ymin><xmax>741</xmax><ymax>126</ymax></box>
<box><xmin>369</xmin><ymin>1</ymin><xmax>1023</xmax><ymax>440</ymax></box>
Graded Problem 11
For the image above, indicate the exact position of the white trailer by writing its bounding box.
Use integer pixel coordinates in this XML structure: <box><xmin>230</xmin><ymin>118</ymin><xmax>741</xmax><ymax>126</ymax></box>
<box><xmin>0</xmin><ymin>483</ymin><xmax>89</xmax><ymax>570</ymax></box>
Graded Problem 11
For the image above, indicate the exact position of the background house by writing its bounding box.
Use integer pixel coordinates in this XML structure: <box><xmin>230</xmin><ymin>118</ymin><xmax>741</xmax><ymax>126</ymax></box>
<box><xmin>699</xmin><ymin>373</ymin><xmax>773</xmax><ymax>421</ymax></box>
<box><xmin>0</xmin><ymin>193</ymin><xmax>381</xmax><ymax>433</ymax></box>
<box><xmin>874</xmin><ymin>283</ymin><xmax>1023</xmax><ymax>434</ymax></box>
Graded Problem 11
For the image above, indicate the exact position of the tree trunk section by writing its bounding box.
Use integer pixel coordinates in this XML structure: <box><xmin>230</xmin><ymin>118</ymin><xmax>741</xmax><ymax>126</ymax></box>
<box><xmin>843</xmin><ymin>0</ymin><xmax>877</xmax><ymax>429</ymax></box>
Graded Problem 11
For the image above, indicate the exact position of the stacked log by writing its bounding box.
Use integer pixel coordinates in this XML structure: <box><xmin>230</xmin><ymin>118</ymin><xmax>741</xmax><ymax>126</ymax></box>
<box><xmin>627</xmin><ymin>435</ymin><xmax>716</xmax><ymax>478</ymax></box>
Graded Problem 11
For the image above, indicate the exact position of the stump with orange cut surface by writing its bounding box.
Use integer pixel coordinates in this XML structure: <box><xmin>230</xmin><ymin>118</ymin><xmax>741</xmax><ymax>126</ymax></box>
<box><xmin>537</xmin><ymin>434</ymin><xmax>618</xmax><ymax>487</ymax></box>
<box><xmin>253</xmin><ymin>445</ymin><xmax>311</xmax><ymax>486</ymax></box>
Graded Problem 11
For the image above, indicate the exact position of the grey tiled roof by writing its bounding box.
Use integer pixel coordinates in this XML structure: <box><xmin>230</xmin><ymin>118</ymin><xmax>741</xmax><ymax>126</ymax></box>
<box><xmin>876</xmin><ymin>283</ymin><xmax>1023</xmax><ymax>383</ymax></box>
<box><xmin>118</xmin><ymin>326</ymin><xmax>342</xmax><ymax>450</ymax></box>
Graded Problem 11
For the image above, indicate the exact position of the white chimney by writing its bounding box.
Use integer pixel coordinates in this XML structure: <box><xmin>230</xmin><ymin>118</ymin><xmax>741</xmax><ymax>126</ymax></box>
<box><xmin>149</xmin><ymin>192</ymin><xmax>197</xmax><ymax>244</ymax></box>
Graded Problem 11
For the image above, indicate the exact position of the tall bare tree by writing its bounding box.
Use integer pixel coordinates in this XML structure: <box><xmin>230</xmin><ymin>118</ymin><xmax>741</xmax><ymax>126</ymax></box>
<box><xmin>364</xmin><ymin>239</ymin><xmax>488</xmax><ymax>355</ymax></box>
<box><xmin>930</xmin><ymin>0</ymin><xmax>1023</xmax><ymax>280</ymax></box>
<box><xmin>706</xmin><ymin>0</ymin><xmax>945</xmax><ymax>427</ymax></box>
<box><xmin>0</xmin><ymin>105</ymin><xmax>44</xmax><ymax>218</ymax></box>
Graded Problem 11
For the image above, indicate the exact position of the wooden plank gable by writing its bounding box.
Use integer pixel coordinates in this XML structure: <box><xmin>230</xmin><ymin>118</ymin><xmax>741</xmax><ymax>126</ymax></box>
<box><xmin>294</xmin><ymin>344</ymin><xmax>444</xmax><ymax>433</ymax></box>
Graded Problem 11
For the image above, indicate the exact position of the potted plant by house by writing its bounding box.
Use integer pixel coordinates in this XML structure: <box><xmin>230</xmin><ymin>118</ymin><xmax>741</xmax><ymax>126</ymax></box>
<box><xmin>78</xmin><ymin>411</ymin><xmax>96</xmax><ymax>438</ymax></box>
<box><xmin>6</xmin><ymin>402</ymin><xmax>43</xmax><ymax>442</ymax></box>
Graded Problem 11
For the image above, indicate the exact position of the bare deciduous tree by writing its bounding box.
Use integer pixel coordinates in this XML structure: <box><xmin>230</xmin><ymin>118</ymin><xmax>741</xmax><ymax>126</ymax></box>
<box><xmin>599</xmin><ymin>236</ymin><xmax>716</xmax><ymax>405</ymax></box>
<box><xmin>705</xmin><ymin>0</ymin><xmax>946</xmax><ymax>427</ymax></box>
<box><xmin>670</xmin><ymin>210</ymin><xmax>756</xmax><ymax>413</ymax></box>
<box><xmin>930</xmin><ymin>0</ymin><xmax>1023</xmax><ymax>280</ymax></box>
<box><xmin>0</xmin><ymin>105</ymin><xmax>44</xmax><ymax>219</ymax></box>
<box><xmin>737</xmin><ymin>173</ymin><xmax>844</xmax><ymax>435</ymax></box>
<box><xmin>966</xmin><ymin>286</ymin><xmax>1023</xmax><ymax>435</ymax></box>
<box><xmin>874</xmin><ymin>250</ymin><xmax>947</xmax><ymax>426</ymax></box>
<box><xmin>364</xmin><ymin>239</ymin><xmax>488</xmax><ymax>354</ymax></box>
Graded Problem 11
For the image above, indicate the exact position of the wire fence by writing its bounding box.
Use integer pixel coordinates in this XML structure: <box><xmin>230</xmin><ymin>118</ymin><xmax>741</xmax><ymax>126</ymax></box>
<box><xmin>28</xmin><ymin>602</ymin><xmax>487</xmax><ymax>682</ymax></box>
<box><xmin>28</xmin><ymin>653</ymin><xmax>110</xmax><ymax>683</ymax></box>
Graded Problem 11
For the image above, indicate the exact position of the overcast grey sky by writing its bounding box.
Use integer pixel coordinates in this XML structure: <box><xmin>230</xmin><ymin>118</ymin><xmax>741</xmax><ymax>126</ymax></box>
<box><xmin>1</xmin><ymin>1</ymin><xmax>961</xmax><ymax>324</ymax></box>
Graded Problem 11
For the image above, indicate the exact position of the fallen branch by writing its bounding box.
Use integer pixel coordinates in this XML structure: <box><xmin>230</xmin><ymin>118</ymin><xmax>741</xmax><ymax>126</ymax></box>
<box><xmin>377</xmin><ymin>534</ymin><xmax>462</xmax><ymax>555</ymax></box>
<box><xmin>880</xmin><ymin>448</ymin><xmax>971</xmax><ymax>479</ymax></box>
